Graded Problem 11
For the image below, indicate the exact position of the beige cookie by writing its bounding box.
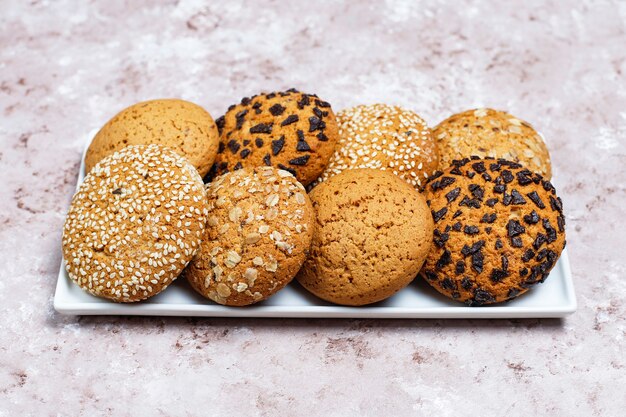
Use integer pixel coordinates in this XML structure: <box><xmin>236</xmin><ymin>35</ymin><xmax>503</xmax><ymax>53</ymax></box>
<box><xmin>185</xmin><ymin>166</ymin><xmax>314</xmax><ymax>306</ymax></box>
<box><xmin>85</xmin><ymin>99</ymin><xmax>219</xmax><ymax>177</ymax></box>
<box><xmin>297</xmin><ymin>169</ymin><xmax>434</xmax><ymax>306</ymax></box>
<box><xmin>420</xmin><ymin>156</ymin><xmax>566</xmax><ymax>305</ymax></box>
<box><xmin>63</xmin><ymin>144</ymin><xmax>209</xmax><ymax>302</ymax></box>
<box><xmin>314</xmin><ymin>104</ymin><xmax>439</xmax><ymax>189</ymax></box>
<box><xmin>433</xmin><ymin>108</ymin><xmax>552</xmax><ymax>178</ymax></box>
<box><xmin>209</xmin><ymin>89</ymin><xmax>339</xmax><ymax>186</ymax></box>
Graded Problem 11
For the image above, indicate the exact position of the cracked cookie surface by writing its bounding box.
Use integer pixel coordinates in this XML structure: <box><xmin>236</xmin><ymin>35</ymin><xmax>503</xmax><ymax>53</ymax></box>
<box><xmin>297</xmin><ymin>168</ymin><xmax>434</xmax><ymax>306</ymax></box>
<box><xmin>420</xmin><ymin>156</ymin><xmax>566</xmax><ymax>305</ymax></box>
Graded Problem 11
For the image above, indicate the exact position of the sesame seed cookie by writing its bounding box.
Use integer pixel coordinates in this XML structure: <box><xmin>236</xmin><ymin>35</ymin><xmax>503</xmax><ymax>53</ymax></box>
<box><xmin>433</xmin><ymin>108</ymin><xmax>552</xmax><ymax>178</ymax></box>
<box><xmin>420</xmin><ymin>157</ymin><xmax>566</xmax><ymax>305</ymax></box>
<box><xmin>297</xmin><ymin>169</ymin><xmax>434</xmax><ymax>306</ymax></box>
<box><xmin>85</xmin><ymin>99</ymin><xmax>220</xmax><ymax>177</ymax></box>
<box><xmin>208</xmin><ymin>89</ymin><xmax>339</xmax><ymax>186</ymax></box>
<box><xmin>62</xmin><ymin>144</ymin><xmax>209</xmax><ymax>302</ymax></box>
<box><xmin>185</xmin><ymin>166</ymin><xmax>314</xmax><ymax>306</ymax></box>
<box><xmin>314</xmin><ymin>104</ymin><xmax>439</xmax><ymax>189</ymax></box>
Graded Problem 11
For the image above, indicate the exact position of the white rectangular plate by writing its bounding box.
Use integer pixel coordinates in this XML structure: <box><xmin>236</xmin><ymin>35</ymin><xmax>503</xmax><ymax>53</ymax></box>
<box><xmin>54</xmin><ymin>140</ymin><xmax>576</xmax><ymax>318</ymax></box>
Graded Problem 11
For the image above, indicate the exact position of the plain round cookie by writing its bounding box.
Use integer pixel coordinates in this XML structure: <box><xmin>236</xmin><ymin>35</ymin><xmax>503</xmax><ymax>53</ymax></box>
<box><xmin>185</xmin><ymin>166</ymin><xmax>314</xmax><ymax>306</ymax></box>
<box><xmin>209</xmin><ymin>89</ymin><xmax>339</xmax><ymax>186</ymax></box>
<box><xmin>85</xmin><ymin>99</ymin><xmax>220</xmax><ymax>177</ymax></box>
<box><xmin>63</xmin><ymin>144</ymin><xmax>209</xmax><ymax>302</ymax></box>
<box><xmin>420</xmin><ymin>156</ymin><xmax>566</xmax><ymax>305</ymax></box>
<box><xmin>314</xmin><ymin>104</ymin><xmax>439</xmax><ymax>189</ymax></box>
<box><xmin>297</xmin><ymin>168</ymin><xmax>434</xmax><ymax>306</ymax></box>
<box><xmin>433</xmin><ymin>108</ymin><xmax>552</xmax><ymax>178</ymax></box>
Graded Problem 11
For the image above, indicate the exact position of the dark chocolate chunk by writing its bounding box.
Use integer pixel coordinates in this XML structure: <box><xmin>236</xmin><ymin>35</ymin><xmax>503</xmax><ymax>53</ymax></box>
<box><xmin>520</xmin><ymin>268</ymin><xmax>529</xmax><ymax>277</ymax></box>
<box><xmin>482</xmin><ymin>172</ymin><xmax>493</xmax><ymax>182</ymax></box>
<box><xmin>436</xmin><ymin>250</ymin><xmax>452</xmax><ymax>269</ymax></box>
<box><xmin>493</xmin><ymin>184</ymin><xmax>506</xmax><ymax>194</ymax></box>
<box><xmin>255</xmin><ymin>138</ymin><xmax>264</xmax><ymax>148</ymax></box>
<box><xmin>439</xmin><ymin>176</ymin><xmax>456</xmax><ymax>188</ymax></box>
<box><xmin>289</xmin><ymin>155</ymin><xmax>310</xmax><ymax>166</ymax></box>
<box><xmin>233</xmin><ymin>162</ymin><xmax>243</xmax><ymax>170</ymax></box>
<box><xmin>243</xmin><ymin>140</ymin><xmax>251</xmax><ymax>146</ymax></box>
<box><xmin>550</xmin><ymin>196</ymin><xmax>563</xmax><ymax>213</ymax></box>
<box><xmin>235</xmin><ymin>109</ymin><xmax>248</xmax><ymax>130</ymax></box>
<box><xmin>281</xmin><ymin>115</ymin><xmax>299</xmax><ymax>126</ymax></box>
<box><xmin>112</xmin><ymin>188</ymin><xmax>122</xmax><ymax>195</ymax></box>
<box><xmin>489</xmin><ymin>162</ymin><xmax>502</xmax><ymax>171</ymax></box>
<box><xmin>308</xmin><ymin>116</ymin><xmax>325</xmax><ymax>132</ymax></box>
<box><xmin>543</xmin><ymin>181</ymin><xmax>555</xmax><ymax>192</ymax></box>
<box><xmin>473</xmin><ymin>289</ymin><xmax>494</xmax><ymax>305</ymax></box>
<box><xmin>461</xmin><ymin>240</ymin><xmax>485</xmax><ymax>256</ymax></box>
<box><xmin>523</xmin><ymin>210</ymin><xmax>540</xmax><ymax>224</ymax></box>
<box><xmin>277</xmin><ymin>164</ymin><xmax>296</xmax><ymax>176</ymax></box>
<box><xmin>219</xmin><ymin>161</ymin><xmax>228</xmax><ymax>171</ymax></box>
<box><xmin>227</xmin><ymin>140</ymin><xmax>240</xmax><ymax>154</ymax></box>
<box><xmin>315</xmin><ymin>99</ymin><xmax>331</xmax><ymax>108</ymax></box>
<box><xmin>502</xmin><ymin>193</ymin><xmax>513</xmax><ymax>206</ymax></box>
<box><xmin>240</xmin><ymin>149</ymin><xmax>251</xmax><ymax>159</ymax></box>
<box><xmin>271</xmin><ymin>136</ymin><xmax>285</xmax><ymax>155</ymax></box>
<box><xmin>516</xmin><ymin>169</ymin><xmax>533</xmax><ymax>185</ymax></box>
<box><xmin>452</xmin><ymin>210</ymin><xmax>463</xmax><ymax>219</ymax></box>
<box><xmin>485</xmin><ymin>227</ymin><xmax>492</xmax><ymax>234</ymax></box>
<box><xmin>522</xmin><ymin>249</ymin><xmax>535</xmax><ymax>262</ymax></box>
<box><xmin>557</xmin><ymin>215</ymin><xmax>565</xmax><ymax>232</ymax></box>
<box><xmin>501</xmin><ymin>170</ymin><xmax>514</xmax><ymax>183</ymax></box>
<box><xmin>240</xmin><ymin>97</ymin><xmax>251</xmax><ymax>105</ymax></box>
<box><xmin>472</xmin><ymin>161</ymin><xmax>486</xmax><ymax>173</ymax></box>
<box><xmin>501</xmin><ymin>254</ymin><xmax>509</xmax><ymax>270</ymax></box>
<box><xmin>480</xmin><ymin>213</ymin><xmax>497</xmax><ymax>223</ymax></box>
<box><xmin>461</xmin><ymin>277</ymin><xmax>473</xmax><ymax>290</ymax></box>
<box><xmin>510</xmin><ymin>236</ymin><xmax>523</xmax><ymax>247</ymax></box>
<box><xmin>449</xmin><ymin>166</ymin><xmax>463</xmax><ymax>175</ymax></box>
<box><xmin>486</xmin><ymin>198</ymin><xmax>499</xmax><ymax>207</ymax></box>
<box><xmin>527</xmin><ymin>191</ymin><xmax>545</xmax><ymax>209</ymax></box>
<box><xmin>297</xmin><ymin>95</ymin><xmax>310</xmax><ymax>109</ymax></box>
<box><xmin>285</xmin><ymin>88</ymin><xmax>298</xmax><ymax>93</ymax></box>
<box><xmin>445</xmin><ymin>187</ymin><xmax>461</xmax><ymax>203</ymax></box>
<box><xmin>316</xmin><ymin>132</ymin><xmax>328</xmax><ymax>141</ymax></box>
<box><xmin>452</xmin><ymin>222</ymin><xmax>462</xmax><ymax>231</ymax></box>
<box><xmin>441</xmin><ymin>278</ymin><xmax>457</xmax><ymax>290</ymax></box>
<box><xmin>455</xmin><ymin>260</ymin><xmax>465</xmax><ymax>275</ymax></box>
<box><xmin>296</xmin><ymin>140</ymin><xmax>311</xmax><ymax>152</ymax></box>
<box><xmin>507</xmin><ymin>288</ymin><xmax>520</xmax><ymax>299</ymax></box>
<box><xmin>216</xmin><ymin>116</ymin><xmax>225</xmax><ymax>134</ymax></box>
<box><xmin>490</xmin><ymin>268</ymin><xmax>508</xmax><ymax>282</ymax></box>
<box><xmin>297</xmin><ymin>129</ymin><xmax>305</xmax><ymax>142</ymax></box>
<box><xmin>469</xmin><ymin>184</ymin><xmax>484</xmax><ymax>200</ymax></box>
<box><xmin>432</xmin><ymin>207</ymin><xmax>448</xmax><ymax>222</ymax></box>
<box><xmin>252</xmin><ymin>102</ymin><xmax>262</xmax><ymax>114</ymax></box>
<box><xmin>507</xmin><ymin>220</ymin><xmax>526</xmax><ymax>237</ymax></box>
<box><xmin>423</xmin><ymin>271</ymin><xmax>437</xmax><ymax>281</ymax></box>
<box><xmin>250</xmin><ymin>123</ymin><xmax>272</xmax><ymax>134</ymax></box>
<box><xmin>433</xmin><ymin>230</ymin><xmax>449</xmax><ymax>247</ymax></box>
<box><xmin>459</xmin><ymin>196</ymin><xmax>481</xmax><ymax>209</ymax></box>
<box><xmin>218</xmin><ymin>141</ymin><xmax>225</xmax><ymax>154</ymax></box>
<box><xmin>263</xmin><ymin>153</ymin><xmax>271</xmax><ymax>166</ymax></box>
<box><xmin>464</xmin><ymin>225</ymin><xmax>480</xmax><ymax>235</ymax></box>
<box><xmin>471</xmin><ymin>252</ymin><xmax>483</xmax><ymax>273</ymax></box>
<box><xmin>510</xmin><ymin>189</ymin><xmax>527</xmax><ymax>205</ymax></box>
<box><xmin>269</xmin><ymin>104</ymin><xmax>286</xmax><ymax>116</ymax></box>
<box><xmin>313</xmin><ymin>107</ymin><xmax>323</xmax><ymax>118</ymax></box>
<box><xmin>266</xmin><ymin>93</ymin><xmax>277</xmax><ymax>99</ymax></box>
<box><xmin>542</xmin><ymin>219</ymin><xmax>557</xmax><ymax>242</ymax></box>
<box><xmin>495</xmin><ymin>239</ymin><xmax>503</xmax><ymax>249</ymax></box>
<box><xmin>533</xmin><ymin>233</ymin><xmax>547</xmax><ymax>250</ymax></box>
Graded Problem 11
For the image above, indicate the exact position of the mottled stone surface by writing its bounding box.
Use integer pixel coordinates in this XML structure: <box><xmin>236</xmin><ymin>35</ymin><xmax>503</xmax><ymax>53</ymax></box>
<box><xmin>0</xmin><ymin>1</ymin><xmax>624</xmax><ymax>416</ymax></box>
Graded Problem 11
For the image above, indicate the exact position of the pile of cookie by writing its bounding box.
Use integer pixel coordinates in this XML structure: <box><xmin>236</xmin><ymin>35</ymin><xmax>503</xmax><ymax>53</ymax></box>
<box><xmin>62</xmin><ymin>89</ymin><xmax>565</xmax><ymax>307</ymax></box>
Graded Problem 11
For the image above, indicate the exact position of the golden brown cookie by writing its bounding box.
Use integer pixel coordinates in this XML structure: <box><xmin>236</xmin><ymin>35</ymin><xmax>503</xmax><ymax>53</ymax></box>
<box><xmin>433</xmin><ymin>108</ymin><xmax>552</xmax><ymax>178</ymax></box>
<box><xmin>185</xmin><ymin>166</ymin><xmax>314</xmax><ymax>306</ymax></box>
<box><xmin>314</xmin><ymin>104</ymin><xmax>439</xmax><ymax>188</ymax></box>
<box><xmin>63</xmin><ymin>144</ymin><xmax>209</xmax><ymax>302</ymax></box>
<box><xmin>85</xmin><ymin>99</ymin><xmax>220</xmax><ymax>177</ymax></box>
<box><xmin>420</xmin><ymin>157</ymin><xmax>566</xmax><ymax>305</ymax></box>
<box><xmin>209</xmin><ymin>89</ymin><xmax>339</xmax><ymax>186</ymax></box>
<box><xmin>297</xmin><ymin>169</ymin><xmax>434</xmax><ymax>306</ymax></box>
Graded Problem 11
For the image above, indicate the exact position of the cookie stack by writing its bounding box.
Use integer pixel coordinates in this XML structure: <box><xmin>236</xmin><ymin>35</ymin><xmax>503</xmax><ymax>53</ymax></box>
<box><xmin>63</xmin><ymin>91</ymin><xmax>566</xmax><ymax>308</ymax></box>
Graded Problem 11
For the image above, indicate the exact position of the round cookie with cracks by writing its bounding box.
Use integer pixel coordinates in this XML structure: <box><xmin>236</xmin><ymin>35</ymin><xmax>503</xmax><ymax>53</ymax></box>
<box><xmin>185</xmin><ymin>166</ymin><xmax>315</xmax><ymax>306</ymax></box>
<box><xmin>297</xmin><ymin>168</ymin><xmax>434</xmax><ymax>306</ymax></box>
<box><xmin>85</xmin><ymin>99</ymin><xmax>220</xmax><ymax>178</ymax></box>
<box><xmin>208</xmin><ymin>89</ymin><xmax>339</xmax><ymax>186</ymax></box>
<box><xmin>432</xmin><ymin>108</ymin><xmax>552</xmax><ymax>178</ymax></box>
<box><xmin>420</xmin><ymin>156</ymin><xmax>566</xmax><ymax>305</ymax></box>
<box><xmin>313</xmin><ymin>104</ymin><xmax>439</xmax><ymax>189</ymax></box>
<box><xmin>62</xmin><ymin>144</ymin><xmax>209</xmax><ymax>302</ymax></box>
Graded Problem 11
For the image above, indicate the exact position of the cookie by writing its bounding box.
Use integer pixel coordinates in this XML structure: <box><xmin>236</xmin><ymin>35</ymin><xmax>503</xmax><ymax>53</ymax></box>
<box><xmin>85</xmin><ymin>99</ymin><xmax>220</xmax><ymax>177</ymax></box>
<box><xmin>433</xmin><ymin>108</ymin><xmax>552</xmax><ymax>178</ymax></box>
<box><xmin>209</xmin><ymin>89</ymin><xmax>339</xmax><ymax>186</ymax></box>
<box><xmin>296</xmin><ymin>169</ymin><xmax>434</xmax><ymax>306</ymax></box>
<box><xmin>420</xmin><ymin>156</ymin><xmax>566</xmax><ymax>305</ymax></box>
<box><xmin>314</xmin><ymin>104</ymin><xmax>439</xmax><ymax>188</ymax></box>
<box><xmin>185</xmin><ymin>166</ymin><xmax>314</xmax><ymax>306</ymax></box>
<box><xmin>62</xmin><ymin>144</ymin><xmax>209</xmax><ymax>302</ymax></box>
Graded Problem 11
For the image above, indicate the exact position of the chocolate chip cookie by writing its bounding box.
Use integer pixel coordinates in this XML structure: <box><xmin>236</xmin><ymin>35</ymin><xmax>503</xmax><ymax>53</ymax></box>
<box><xmin>185</xmin><ymin>166</ymin><xmax>314</xmax><ymax>306</ymax></box>
<box><xmin>420</xmin><ymin>156</ymin><xmax>566</xmax><ymax>305</ymax></box>
<box><xmin>209</xmin><ymin>89</ymin><xmax>339</xmax><ymax>186</ymax></box>
<box><xmin>433</xmin><ymin>108</ymin><xmax>552</xmax><ymax>178</ymax></box>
